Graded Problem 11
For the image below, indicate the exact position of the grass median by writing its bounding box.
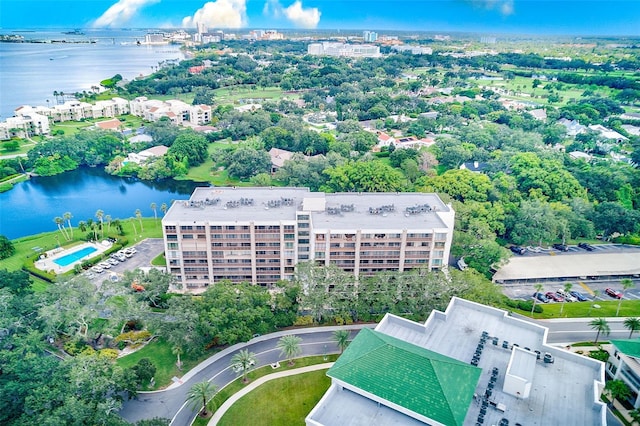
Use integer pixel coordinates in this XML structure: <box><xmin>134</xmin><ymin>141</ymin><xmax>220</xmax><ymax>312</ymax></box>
<box><xmin>217</xmin><ymin>369</ymin><xmax>331</xmax><ymax>426</ymax></box>
<box><xmin>193</xmin><ymin>355</ymin><xmax>338</xmax><ymax>426</ymax></box>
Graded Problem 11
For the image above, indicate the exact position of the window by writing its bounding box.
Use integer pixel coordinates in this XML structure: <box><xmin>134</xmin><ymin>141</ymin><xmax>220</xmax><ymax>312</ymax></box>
<box><xmin>298</xmin><ymin>215</ymin><xmax>309</xmax><ymax>220</ymax></box>
<box><xmin>165</xmin><ymin>226</ymin><xmax>176</xmax><ymax>232</ymax></box>
<box><xmin>183</xmin><ymin>234</ymin><xmax>193</xmax><ymax>239</ymax></box>
<box><xmin>435</xmin><ymin>233</ymin><xmax>448</xmax><ymax>240</ymax></box>
<box><xmin>181</xmin><ymin>226</ymin><xmax>193</xmax><ymax>231</ymax></box>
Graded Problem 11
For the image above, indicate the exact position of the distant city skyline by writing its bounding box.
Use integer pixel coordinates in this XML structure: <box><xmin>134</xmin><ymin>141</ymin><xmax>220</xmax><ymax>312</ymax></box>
<box><xmin>1</xmin><ymin>0</ymin><xmax>639</xmax><ymax>36</ymax></box>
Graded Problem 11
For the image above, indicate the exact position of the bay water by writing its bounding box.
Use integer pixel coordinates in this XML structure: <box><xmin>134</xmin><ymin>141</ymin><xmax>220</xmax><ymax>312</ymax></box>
<box><xmin>0</xmin><ymin>28</ymin><xmax>185</xmax><ymax>119</ymax></box>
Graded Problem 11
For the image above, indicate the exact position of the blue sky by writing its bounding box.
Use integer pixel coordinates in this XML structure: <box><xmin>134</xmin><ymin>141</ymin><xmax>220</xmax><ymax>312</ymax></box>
<box><xmin>1</xmin><ymin>0</ymin><xmax>639</xmax><ymax>35</ymax></box>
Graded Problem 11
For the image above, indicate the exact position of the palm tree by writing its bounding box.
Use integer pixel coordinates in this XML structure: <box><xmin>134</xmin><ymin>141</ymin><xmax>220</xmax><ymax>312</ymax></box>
<box><xmin>104</xmin><ymin>215</ymin><xmax>112</xmax><ymax>234</ymax></box>
<box><xmin>590</xmin><ymin>318</ymin><xmax>610</xmax><ymax>344</ymax></box>
<box><xmin>560</xmin><ymin>282</ymin><xmax>572</xmax><ymax>315</ymax></box>
<box><xmin>333</xmin><ymin>329</ymin><xmax>350</xmax><ymax>354</ymax></box>
<box><xmin>161</xmin><ymin>202</ymin><xmax>168</xmax><ymax>216</ymax></box>
<box><xmin>604</xmin><ymin>379</ymin><xmax>631</xmax><ymax>405</ymax></box>
<box><xmin>150</xmin><ymin>202</ymin><xmax>158</xmax><ymax>224</ymax></box>
<box><xmin>629</xmin><ymin>408</ymin><xmax>640</xmax><ymax>425</ymax></box>
<box><xmin>531</xmin><ymin>283</ymin><xmax>544</xmax><ymax>315</ymax></box>
<box><xmin>53</xmin><ymin>216</ymin><xmax>69</xmax><ymax>241</ymax></box>
<box><xmin>277</xmin><ymin>335</ymin><xmax>302</xmax><ymax>366</ymax></box>
<box><xmin>172</xmin><ymin>345</ymin><xmax>183</xmax><ymax>371</ymax></box>
<box><xmin>617</xmin><ymin>279</ymin><xmax>636</xmax><ymax>317</ymax></box>
<box><xmin>63</xmin><ymin>212</ymin><xmax>73</xmax><ymax>239</ymax></box>
<box><xmin>95</xmin><ymin>209</ymin><xmax>104</xmax><ymax>238</ymax></box>
<box><xmin>130</xmin><ymin>217</ymin><xmax>138</xmax><ymax>239</ymax></box>
<box><xmin>78</xmin><ymin>220</ymin><xmax>87</xmax><ymax>233</ymax></box>
<box><xmin>624</xmin><ymin>317</ymin><xmax>640</xmax><ymax>339</ymax></box>
<box><xmin>230</xmin><ymin>349</ymin><xmax>256</xmax><ymax>383</ymax></box>
<box><xmin>185</xmin><ymin>381</ymin><xmax>218</xmax><ymax>417</ymax></box>
<box><xmin>135</xmin><ymin>209</ymin><xmax>144</xmax><ymax>232</ymax></box>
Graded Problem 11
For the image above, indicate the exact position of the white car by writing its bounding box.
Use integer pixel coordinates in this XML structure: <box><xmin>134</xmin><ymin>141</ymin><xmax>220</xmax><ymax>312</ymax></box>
<box><xmin>232</xmin><ymin>359</ymin><xmax>255</xmax><ymax>373</ymax></box>
<box><xmin>99</xmin><ymin>262</ymin><xmax>111</xmax><ymax>269</ymax></box>
<box><xmin>91</xmin><ymin>266</ymin><xmax>104</xmax><ymax>273</ymax></box>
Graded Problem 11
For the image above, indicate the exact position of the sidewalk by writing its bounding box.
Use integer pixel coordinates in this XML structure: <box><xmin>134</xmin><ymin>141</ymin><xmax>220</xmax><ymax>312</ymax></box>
<box><xmin>207</xmin><ymin>363</ymin><xmax>334</xmax><ymax>425</ymax></box>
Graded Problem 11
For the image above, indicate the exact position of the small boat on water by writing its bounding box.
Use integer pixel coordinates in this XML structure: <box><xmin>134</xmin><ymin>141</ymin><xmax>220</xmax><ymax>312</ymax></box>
<box><xmin>62</xmin><ymin>29</ymin><xmax>85</xmax><ymax>35</ymax></box>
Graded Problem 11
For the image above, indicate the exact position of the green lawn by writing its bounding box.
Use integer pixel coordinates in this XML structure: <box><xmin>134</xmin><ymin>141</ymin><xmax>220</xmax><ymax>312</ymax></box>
<box><xmin>217</xmin><ymin>369</ymin><xmax>331</xmax><ymax>426</ymax></box>
<box><xmin>1</xmin><ymin>139</ymin><xmax>36</xmax><ymax>156</ymax></box>
<box><xmin>0</xmin><ymin>217</ymin><xmax>162</xmax><ymax>273</ymax></box>
<box><xmin>213</xmin><ymin>86</ymin><xmax>290</xmax><ymax>103</ymax></box>
<box><xmin>116</xmin><ymin>337</ymin><xmax>212</xmax><ymax>390</ymax></box>
<box><xmin>514</xmin><ymin>299</ymin><xmax>640</xmax><ymax>319</ymax></box>
<box><xmin>193</xmin><ymin>355</ymin><xmax>338</xmax><ymax>426</ymax></box>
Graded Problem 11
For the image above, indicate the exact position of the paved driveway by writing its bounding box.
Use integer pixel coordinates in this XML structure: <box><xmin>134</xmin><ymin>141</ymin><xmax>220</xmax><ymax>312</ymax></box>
<box><xmin>83</xmin><ymin>238</ymin><xmax>165</xmax><ymax>286</ymax></box>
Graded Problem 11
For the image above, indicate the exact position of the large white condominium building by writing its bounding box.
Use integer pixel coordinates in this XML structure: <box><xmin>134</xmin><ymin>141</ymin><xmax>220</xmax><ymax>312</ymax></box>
<box><xmin>162</xmin><ymin>187</ymin><xmax>454</xmax><ymax>292</ymax></box>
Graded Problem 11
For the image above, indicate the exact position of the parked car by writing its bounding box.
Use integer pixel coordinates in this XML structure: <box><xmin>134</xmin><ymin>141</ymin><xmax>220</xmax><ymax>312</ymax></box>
<box><xmin>605</xmin><ymin>288</ymin><xmax>623</xmax><ymax>299</ymax></box>
<box><xmin>510</xmin><ymin>246</ymin><xmax>526</xmax><ymax>255</ymax></box>
<box><xmin>99</xmin><ymin>262</ymin><xmax>111</xmax><ymax>269</ymax></box>
<box><xmin>552</xmin><ymin>243</ymin><xmax>569</xmax><ymax>252</ymax></box>
<box><xmin>545</xmin><ymin>292</ymin><xmax>563</xmax><ymax>302</ymax></box>
<box><xmin>578</xmin><ymin>242</ymin><xmax>595</xmax><ymax>251</ymax></box>
<box><xmin>533</xmin><ymin>292</ymin><xmax>548</xmax><ymax>303</ymax></box>
<box><xmin>557</xmin><ymin>290</ymin><xmax>576</xmax><ymax>302</ymax></box>
<box><xmin>570</xmin><ymin>291</ymin><xmax>588</xmax><ymax>302</ymax></box>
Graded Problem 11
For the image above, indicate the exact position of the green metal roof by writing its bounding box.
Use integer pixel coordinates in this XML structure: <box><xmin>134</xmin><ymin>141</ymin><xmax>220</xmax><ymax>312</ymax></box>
<box><xmin>611</xmin><ymin>338</ymin><xmax>640</xmax><ymax>359</ymax></box>
<box><xmin>327</xmin><ymin>328</ymin><xmax>481</xmax><ymax>426</ymax></box>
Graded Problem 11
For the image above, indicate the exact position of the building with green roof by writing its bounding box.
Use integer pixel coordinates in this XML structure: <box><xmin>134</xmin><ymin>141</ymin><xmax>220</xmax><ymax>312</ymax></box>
<box><xmin>327</xmin><ymin>328</ymin><xmax>481</xmax><ymax>426</ymax></box>
<box><xmin>307</xmin><ymin>297</ymin><xmax>606</xmax><ymax>426</ymax></box>
<box><xmin>608</xmin><ymin>338</ymin><xmax>640</xmax><ymax>409</ymax></box>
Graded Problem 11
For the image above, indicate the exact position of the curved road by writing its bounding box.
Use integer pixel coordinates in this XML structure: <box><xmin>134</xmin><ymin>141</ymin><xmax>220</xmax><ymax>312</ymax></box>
<box><xmin>120</xmin><ymin>318</ymin><xmax>633</xmax><ymax>426</ymax></box>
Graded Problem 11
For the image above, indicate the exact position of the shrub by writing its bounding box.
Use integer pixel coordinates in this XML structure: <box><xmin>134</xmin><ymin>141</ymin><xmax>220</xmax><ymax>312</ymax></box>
<box><xmin>98</xmin><ymin>348</ymin><xmax>119</xmax><ymax>360</ymax></box>
<box><xmin>293</xmin><ymin>315</ymin><xmax>314</xmax><ymax>326</ymax></box>
<box><xmin>517</xmin><ymin>300</ymin><xmax>543</xmax><ymax>313</ymax></box>
<box><xmin>114</xmin><ymin>330</ymin><xmax>152</xmax><ymax>346</ymax></box>
<box><xmin>589</xmin><ymin>349</ymin><xmax>610</xmax><ymax>362</ymax></box>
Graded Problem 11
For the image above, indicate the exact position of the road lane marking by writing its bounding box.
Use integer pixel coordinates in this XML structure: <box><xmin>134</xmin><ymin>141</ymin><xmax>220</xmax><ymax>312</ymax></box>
<box><xmin>578</xmin><ymin>281</ymin><xmax>594</xmax><ymax>296</ymax></box>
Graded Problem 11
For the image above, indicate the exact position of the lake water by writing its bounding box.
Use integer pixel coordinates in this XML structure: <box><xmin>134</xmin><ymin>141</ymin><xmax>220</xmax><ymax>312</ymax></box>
<box><xmin>0</xmin><ymin>29</ymin><xmax>185</xmax><ymax>119</ymax></box>
<box><xmin>0</xmin><ymin>167</ymin><xmax>206</xmax><ymax>240</ymax></box>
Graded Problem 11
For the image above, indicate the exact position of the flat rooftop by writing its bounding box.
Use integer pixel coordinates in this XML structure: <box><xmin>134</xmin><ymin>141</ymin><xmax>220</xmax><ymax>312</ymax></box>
<box><xmin>309</xmin><ymin>298</ymin><xmax>606</xmax><ymax>426</ymax></box>
<box><xmin>493</xmin><ymin>251</ymin><xmax>640</xmax><ymax>282</ymax></box>
<box><xmin>162</xmin><ymin>187</ymin><xmax>451</xmax><ymax>230</ymax></box>
<box><xmin>375</xmin><ymin>298</ymin><xmax>606</xmax><ymax>426</ymax></box>
<box><xmin>310</xmin><ymin>385</ymin><xmax>427</xmax><ymax>426</ymax></box>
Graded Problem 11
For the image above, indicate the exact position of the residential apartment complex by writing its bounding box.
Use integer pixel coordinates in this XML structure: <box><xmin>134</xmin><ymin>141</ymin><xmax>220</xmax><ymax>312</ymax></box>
<box><xmin>1</xmin><ymin>96</ymin><xmax>213</xmax><ymax>140</ymax></box>
<box><xmin>307</xmin><ymin>297</ymin><xmax>606</xmax><ymax>426</ymax></box>
<box><xmin>161</xmin><ymin>187</ymin><xmax>454</xmax><ymax>292</ymax></box>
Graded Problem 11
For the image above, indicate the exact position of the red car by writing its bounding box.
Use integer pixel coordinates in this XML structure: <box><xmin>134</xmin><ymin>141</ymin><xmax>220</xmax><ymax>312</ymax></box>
<box><xmin>605</xmin><ymin>288</ymin><xmax>623</xmax><ymax>299</ymax></box>
<box><xmin>545</xmin><ymin>292</ymin><xmax>563</xmax><ymax>302</ymax></box>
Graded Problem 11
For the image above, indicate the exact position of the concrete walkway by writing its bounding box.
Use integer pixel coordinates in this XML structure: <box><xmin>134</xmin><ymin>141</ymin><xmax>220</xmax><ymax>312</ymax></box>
<box><xmin>207</xmin><ymin>363</ymin><xmax>334</xmax><ymax>426</ymax></box>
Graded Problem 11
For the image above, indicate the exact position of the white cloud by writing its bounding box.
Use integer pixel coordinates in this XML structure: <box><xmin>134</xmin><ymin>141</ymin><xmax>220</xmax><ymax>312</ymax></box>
<box><xmin>93</xmin><ymin>0</ymin><xmax>159</xmax><ymax>28</ymax></box>
<box><xmin>264</xmin><ymin>0</ymin><xmax>321</xmax><ymax>29</ymax></box>
<box><xmin>468</xmin><ymin>0</ymin><xmax>515</xmax><ymax>16</ymax></box>
<box><xmin>182</xmin><ymin>0</ymin><xmax>248</xmax><ymax>29</ymax></box>
<box><xmin>283</xmin><ymin>1</ymin><xmax>321</xmax><ymax>28</ymax></box>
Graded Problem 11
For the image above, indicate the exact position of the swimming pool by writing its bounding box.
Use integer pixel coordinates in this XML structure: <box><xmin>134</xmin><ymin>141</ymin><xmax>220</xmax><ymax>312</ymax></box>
<box><xmin>53</xmin><ymin>246</ymin><xmax>98</xmax><ymax>267</ymax></box>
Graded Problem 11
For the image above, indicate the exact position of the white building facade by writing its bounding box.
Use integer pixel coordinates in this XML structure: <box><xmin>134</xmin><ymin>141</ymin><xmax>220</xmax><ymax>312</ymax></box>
<box><xmin>162</xmin><ymin>187</ymin><xmax>454</xmax><ymax>292</ymax></box>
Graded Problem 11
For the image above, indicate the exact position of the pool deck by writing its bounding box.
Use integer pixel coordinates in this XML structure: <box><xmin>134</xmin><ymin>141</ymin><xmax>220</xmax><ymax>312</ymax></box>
<box><xmin>35</xmin><ymin>241</ymin><xmax>112</xmax><ymax>274</ymax></box>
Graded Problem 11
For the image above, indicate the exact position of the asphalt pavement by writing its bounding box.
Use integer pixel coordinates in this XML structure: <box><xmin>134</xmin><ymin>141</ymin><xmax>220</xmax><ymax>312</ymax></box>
<box><xmin>119</xmin><ymin>325</ymin><xmax>373</xmax><ymax>426</ymax></box>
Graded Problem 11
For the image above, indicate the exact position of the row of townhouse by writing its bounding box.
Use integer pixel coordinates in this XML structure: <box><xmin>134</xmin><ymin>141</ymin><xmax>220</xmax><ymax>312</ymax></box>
<box><xmin>126</xmin><ymin>97</ymin><xmax>211</xmax><ymax>126</ymax></box>
<box><xmin>0</xmin><ymin>111</ymin><xmax>50</xmax><ymax>140</ymax></box>
<box><xmin>2</xmin><ymin>97</ymin><xmax>212</xmax><ymax>140</ymax></box>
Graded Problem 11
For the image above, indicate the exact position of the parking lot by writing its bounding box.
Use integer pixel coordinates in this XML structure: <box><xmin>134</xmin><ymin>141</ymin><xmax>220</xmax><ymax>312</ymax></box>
<box><xmin>509</xmin><ymin>243</ymin><xmax>640</xmax><ymax>257</ymax></box>
<box><xmin>504</xmin><ymin>278</ymin><xmax>640</xmax><ymax>303</ymax></box>
<box><xmin>81</xmin><ymin>238</ymin><xmax>165</xmax><ymax>287</ymax></box>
